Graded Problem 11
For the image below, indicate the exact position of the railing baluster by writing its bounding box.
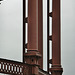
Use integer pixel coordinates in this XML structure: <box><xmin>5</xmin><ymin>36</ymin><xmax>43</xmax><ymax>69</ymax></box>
<box><xmin>21</xmin><ymin>66</ymin><xmax>23</xmax><ymax>75</ymax></box>
<box><xmin>4</xmin><ymin>63</ymin><xmax>6</xmax><ymax>72</ymax></box>
<box><xmin>17</xmin><ymin>66</ymin><xmax>19</xmax><ymax>74</ymax></box>
<box><xmin>0</xmin><ymin>58</ymin><xmax>31</xmax><ymax>74</ymax></box>
<box><xmin>11</xmin><ymin>64</ymin><xmax>13</xmax><ymax>72</ymax></box>
<box><xmin>1</xmin><ymin>62</ymin><xmax>3</xmax><ymax>71</ymax></box>
<box><xmin>5</xmin><ymin>63</ymin><xmax>7</xmax><ymax>72</ymax></box>
<box><xmin>10</xmin><ymin>64</ymin><xmax>12</xmax><ymax>73</ymax></box>
<box><xmin>8</xmin><ymin>63</ymin><xmax>10</xmax><ymax>72</ymax></box>
<box><xmin>16</xmin><ymin>65</ymin><xmax>17</xmax><ymax>74</ymax></box>
<box><xmin>13</xmin><ymin>64</ymin><xmax>16</xmax><ymax>73</ymax></box>
<box><xmin>0</xmin><ymin>62</ymin><xmax>1</xmax><ymax>69</ymax></box>
<box><xmin>2</xmin><ymin>62</ymin><xmax>4</xmax><ymax>70</ymax></box>
<box><xmin>7</xmin><ymin>63</ymin><xmax>9</xmax><ymax>72</ymax></box>
<box><xmin>19</xmin><ymin>66</ymin><xmax>20</xmax><ymax>73</ymax></box>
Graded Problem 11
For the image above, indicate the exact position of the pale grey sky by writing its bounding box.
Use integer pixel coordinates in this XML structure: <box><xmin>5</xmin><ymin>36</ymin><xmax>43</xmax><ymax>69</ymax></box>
<box><xmin>0</xmin><ymin>0</ymin><xmax>75</xmax><ymax>75</ymax></box>
<box><xmin>0</xmin><ymin>0</ymin><xmax>23</xmax><ymax>62</ymax></box>
<box><xmin>61</xmin><ymin>0</ymin><xmax>75</xmax><ymax>75</ymax></box>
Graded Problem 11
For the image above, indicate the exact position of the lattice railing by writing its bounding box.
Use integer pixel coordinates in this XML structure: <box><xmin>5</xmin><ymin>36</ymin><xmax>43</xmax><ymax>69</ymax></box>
<box><xmin>0</xmin><ymin>58</ymin><xmax>31</xmax><ymax>75</ymax></box>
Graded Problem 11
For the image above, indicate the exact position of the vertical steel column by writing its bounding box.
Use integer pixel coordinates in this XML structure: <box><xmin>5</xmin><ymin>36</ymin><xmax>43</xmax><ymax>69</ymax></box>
<box><xmin>50</xmin><ymin>0</ymin><xmax>63</xmax><ymax>75</ymax></box>
<box><xmin>38</xmin><ymin>0</ymin><xmax>43</xmax><ymax>69</ymax></box>
<box><xmin>23</xmin><ymin>0</ymin><xmax>26</xmax><ymax>62</ymax></box>
<box><xmin>28</xmin><ymin>0</ymin><xmax>38</xmax><ymax>50</ymax></box>
<box><xmin>24</xmin><ymin>0</ymin><xmax>42</xmax><ymax>74</ymax></box>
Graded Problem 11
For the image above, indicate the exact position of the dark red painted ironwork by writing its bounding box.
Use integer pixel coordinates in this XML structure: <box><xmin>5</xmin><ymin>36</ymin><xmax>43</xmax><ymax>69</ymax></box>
<box><xmin>47</xmin><ymin>0</ymin><xmax>63</xmax><ymax>74</ymax></box>
<box><xmin>0</xmin><ymin>0</ymin><xmax>63</xmax><ymax>75</ymax></box>
<box><xmin>27</xmin><ymin>0</ymin><xmax>39</xmax><ymax>50</ymax></box>
<box><xmin>38</xmin><ymin>0</ymin><xmax>43</xmax><ymax>69</ymax></box>
<box><xmin>0</xmin><ymin>58</ymin><xmax>49</xmax><ymax>75</ymax></box>
<box><xmin>24</xmin><ymin>0</ymin><xmax>43</xmax><ymax>75</ymax></box>
<box><xmin>50</xmin><ymin>0</ymin><xmax>63</xmax><ymax>75</ymax></box>
<box><xmin>0</xmin><ymin>58</ymin><xmax>32</xmax><ymax>75</ymax></box>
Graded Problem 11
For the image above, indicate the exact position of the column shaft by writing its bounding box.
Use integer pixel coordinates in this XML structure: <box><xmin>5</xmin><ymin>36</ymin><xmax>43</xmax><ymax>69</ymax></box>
<box><xmin>24</xmin><ymin>0</ymin><xmax>43</xmax><ymax>74</ymax></box>
<box><xmin>50</xmin><ymin>0</ymin><xmax>63</xmax><ymax>74</ymax></box>
<box><xmin>28</xmin><ymin>0</ymin><xmax>38</xmax><ymax>50</ymax></box>
<box><xmin>38</xmin><ymin>0</ymin><xmax>43</xmax><ymax>69</ymax></box>
<box><xmin>52</xmin><ymin>0</ymin><xmax>61</xmax><ymax>65</ymax></box>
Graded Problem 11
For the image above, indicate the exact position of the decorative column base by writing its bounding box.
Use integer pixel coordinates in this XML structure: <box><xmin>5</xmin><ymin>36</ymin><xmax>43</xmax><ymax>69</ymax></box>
<box><xmin>24</xmin><ymin>50</ymin><xmax>41</xmax><ymax>75</ymax></box>
<box><xmin>50</xmin><ymin>65</ymin><xmax>63</xmax><ymax>75</ymax></box>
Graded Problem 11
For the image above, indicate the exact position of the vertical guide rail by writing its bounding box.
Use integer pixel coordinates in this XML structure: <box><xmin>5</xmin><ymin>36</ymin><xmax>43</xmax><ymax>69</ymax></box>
<box><xmin>23</xmin><ymin>0</ymin><xmax>26</xmax><ymax>62</ymax></box>
<box><xmin>47</xmin><ymin>0</ymin><xmax>49</xmax><ymax>73</ymax></box>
